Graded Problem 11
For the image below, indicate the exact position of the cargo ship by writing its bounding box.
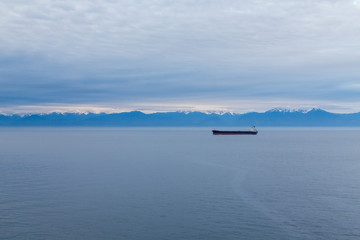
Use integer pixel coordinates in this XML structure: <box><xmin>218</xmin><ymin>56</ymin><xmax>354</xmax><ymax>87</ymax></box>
<box><xmin>212</xmin><ymin>126</ymin><xmax>258</xmax><ymax>135</ymax></box>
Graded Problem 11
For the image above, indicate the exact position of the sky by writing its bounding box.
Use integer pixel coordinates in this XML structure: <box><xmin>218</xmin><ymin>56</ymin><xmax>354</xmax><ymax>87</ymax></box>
<box><xmin>1</xmin><ymin>0</ymin><xmax>360</xmax><ymax>114</ymax></box>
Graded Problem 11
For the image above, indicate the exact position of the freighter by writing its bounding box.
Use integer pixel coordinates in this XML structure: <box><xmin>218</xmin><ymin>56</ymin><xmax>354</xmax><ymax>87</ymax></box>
<box><xmin>212</xmin><ymin>126</ymin><xmax>258</xmax><ymax>135</ymax></box>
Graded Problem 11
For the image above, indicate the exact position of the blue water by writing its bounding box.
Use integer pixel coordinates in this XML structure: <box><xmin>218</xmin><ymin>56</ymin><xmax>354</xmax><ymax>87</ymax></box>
<box><xmin>1</xmin><ymin>127</ymin><xmax>360</xmax><ymax>240</ymax></box>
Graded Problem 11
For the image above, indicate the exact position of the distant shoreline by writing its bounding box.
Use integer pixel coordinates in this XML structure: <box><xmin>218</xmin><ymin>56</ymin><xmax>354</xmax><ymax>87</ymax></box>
<box><xmin>1</xmin><ymin>108</ymin><xmax>360</xmax><ymax>126</ymax></box>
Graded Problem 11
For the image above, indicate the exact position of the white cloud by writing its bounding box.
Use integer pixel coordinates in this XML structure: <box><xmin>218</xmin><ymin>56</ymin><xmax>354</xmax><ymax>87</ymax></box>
<box><xmin>0</xmin><ymin>0</ymin><xmax>360</xmax><ymax>112</ymax></box>
<box><xmin>1</xmin><ymin>0</ymin><xmax>359</xmax><ymax>65</ymax></box>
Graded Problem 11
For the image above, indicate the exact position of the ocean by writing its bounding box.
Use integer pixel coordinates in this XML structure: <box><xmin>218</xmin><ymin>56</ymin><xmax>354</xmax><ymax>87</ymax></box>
<box><xmin>1</xmin><ymin>127</ymin><xmax>360</xmax><ymax>240</ymax></box>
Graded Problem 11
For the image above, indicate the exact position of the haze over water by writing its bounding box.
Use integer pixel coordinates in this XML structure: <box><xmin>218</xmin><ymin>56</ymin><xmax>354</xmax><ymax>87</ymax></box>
<box><xmin>1</xmin><ymin>127</ymin><xmax>360</xmax><ymax>240</ymax></box>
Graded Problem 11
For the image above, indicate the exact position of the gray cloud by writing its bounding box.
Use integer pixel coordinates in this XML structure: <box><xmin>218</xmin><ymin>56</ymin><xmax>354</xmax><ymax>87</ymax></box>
<box><xmin>1</xmin><ymin>0</ymin><xmax>360</xmax><ymax>112</ymax></box>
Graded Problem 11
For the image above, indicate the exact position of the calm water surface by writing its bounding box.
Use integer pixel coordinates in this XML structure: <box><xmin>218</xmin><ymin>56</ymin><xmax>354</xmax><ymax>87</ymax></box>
<box><xmin>1</xmin><ymin>127</ymin><xmax>360</xmax><ymax>240</ymax></box>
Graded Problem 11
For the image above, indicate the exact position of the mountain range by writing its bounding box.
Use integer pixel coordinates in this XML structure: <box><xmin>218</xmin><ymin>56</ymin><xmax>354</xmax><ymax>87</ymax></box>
<box><xmin>1</xmin><ymin>108</ymin><xmax>360</xmax><ymax>126</ymax></box>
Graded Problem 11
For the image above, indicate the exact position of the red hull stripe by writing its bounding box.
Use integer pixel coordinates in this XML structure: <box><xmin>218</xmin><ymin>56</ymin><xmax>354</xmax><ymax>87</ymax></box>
<box><xmin>213</xmin><ymin>132</ymin><xmax>257</xmax><ymax>135</ymax></box>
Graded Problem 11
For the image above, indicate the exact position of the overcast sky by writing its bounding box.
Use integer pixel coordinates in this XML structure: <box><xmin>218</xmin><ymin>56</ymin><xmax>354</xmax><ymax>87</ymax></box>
<box><xmin>1</xmin><ymin>0</ymin><xmax>360</xmax><ymax>114</ymax></box>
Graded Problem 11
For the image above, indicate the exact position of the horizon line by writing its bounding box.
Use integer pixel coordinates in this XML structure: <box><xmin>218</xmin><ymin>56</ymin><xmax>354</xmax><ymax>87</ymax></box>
<box><xmin>1</xmin><ymin>107</ymin><xmax>359</xmax><ymax>116</ymax></box>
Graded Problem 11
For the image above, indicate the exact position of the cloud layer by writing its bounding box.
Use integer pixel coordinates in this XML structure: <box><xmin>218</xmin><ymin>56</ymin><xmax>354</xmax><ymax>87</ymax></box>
<box><xmin>1</xmin><ymin>0</ymin><xmax>360</xmax><ymax>113</ymax></box>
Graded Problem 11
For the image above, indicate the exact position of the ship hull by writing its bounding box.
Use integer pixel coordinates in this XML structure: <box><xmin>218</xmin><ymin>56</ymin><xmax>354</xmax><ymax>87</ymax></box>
<box><xmin>212</xmin><ymin>130</ymin><xmax>258</xmax><ymax>135</ymax></box>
